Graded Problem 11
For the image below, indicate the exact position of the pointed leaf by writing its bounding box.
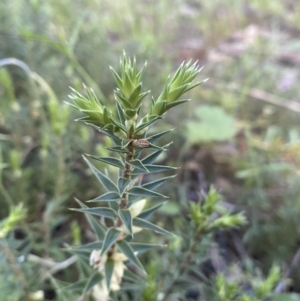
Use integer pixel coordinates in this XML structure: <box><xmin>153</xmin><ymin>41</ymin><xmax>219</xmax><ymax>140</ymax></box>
<box><xmin>118</xmin><ymin>177</ymin><xmax>130</xmax><ymax>194</ymax></box>
<box><xmin>66</xmin><ymin>247</ymin><xmax>90</xmax><ymax>261</ymax></box>
<box><xmin>142</xmin><ymin>175</ymin><xmax>176</xmax><ymax>191</ymax></box>
<box><xmin>105</xmin><ymin>259</ymin><xmax>115</xmax><ymax>289</ymax></box>
<box><xmin>101</xmin><ymin>228</ymin><xmax>121</xmax><ymax>256</ymax></box>
<box><xmin>138</xmin><ymin>202</ymin><xmax>166</xmax><ymax>219</ymax></box>
<box><xmin>116</xmin><ymin>240</ymin><xmax>145</xmax><ymax>273</ymax></box>
<box><xmin>70</xmin><ymin>241</ymin><xmax>103</xmax><ymax>251</ymax></box>
<box><xmin>135</xmin><ymin>116</ymin><xmax>162</xmax><ymax>134</ymax></box>
<box><xmin>124</xmin><ymin>109</ymin><xmax>137</xmax><ymax>119</ymax></box>
<box><xmin>118</xmin><ymin>209</ymin><xmax>133</xmax><ymax>235</ymax></box>
<box><xmin>133</xmin><ymin>218</ymin><xmax>174</xmax><ymax>236</ymax></box>
<box><xmin>184</xmin><ymin>79</ymin><xmax>207</xmax><ymax>92</ymax></box>
<box><xmin>128</xmin><ymin>83</ymin><xmax>142</xmax><ymax>104</ymax></box>
<box><xmin>130</xmin><ymin>242</ymin><xmax>166</xmax><ymax>253</ymax></box>
<box><xmin>89</xmin><ymin>191</ymin><xmax>121</xmax><ymax>202</ymax></box>
<box><xmin>83</xmin><ymin>271</ymin><xmax>104</xmax><ymax>295</ymax></box>
<box><xmin>146</xmin><ymin>129</ymin><xmax>174</xmax><ymax>144</ymax></box>
<box><xmin>148</xmin><ymin>141</ymin><xmax>173</xmax><ymax>150</ymax></box>
<box><xmin>123</xmin><ymin>268</ymin><xmax>145</xmax><ymax>284</ymax></box>
<box><xmin>141</xmin><ymin>149</ymin><xmax>163</xmax><ymax>165</ymax></box>
<box><xmin>70</xmin><ymin>207</ymin><xmax>117</xmax><ymax>219</ymax></box>
<box><xmin>110</xmin><ymin>67</ymin><xmax>123</xmax><ymax>89</ymax></box>
<box><xmin>116</xmin><ymin>100</ymin><xmax>126</xmax><ymax>125</ymax></box>
<box><xmin>128</xmin><ymin>186</ymin><xmax>168</xmax><ymax>198</ymax></box>
<box><xmin>119</xmin><ymin>283</ymin><xmax>144</xmax><ymax>291</ymax></box>
<box><xmin>63</xmin><ymin>278</ymin><xmax>89</xmax><ymax>293</ymax></box>
<box><xmin>132</xmin><ymin>164</ymin><xmax>178</xmax><ymax>175</ymax></box>
<box><xmin>115</xmin><ymin>90</ymin><xmax>133</xmax><ymax>109</ymax></box>
<box><xmin>87</xmin><ymin>123</ymin><xmax>121</xmax><ymax>144</ymax></box>
<box><xmin>109</xmin><ymin>200</ymin><xmax>119</xmax><ymax>212</ymax></box>
<box><xmin>128</xmin><ymin>194</ymin><xmax>144</xmax><ymax>205</ymax></box>
<box><xmin>135</xmin><ymin>90</ymin><xmax>150</xmax><ymax>108</ymax></box>
<box><xmin>110</xmin><ymin>117</ymin><xmax>128</xmax><ymax>134</ymax></box>
<box><xmin>106</xmin><ymin>146</ymin><xmax>129</xmax><ymax>153</ymax></box>
<box><xmin>74</xmin><ymin>198</ymin><xmax>106</xmax><ymax>239</ymax></box>
<box><xmin>83</xmin><ymin>156</ymin><xmax>119</xmax><ymax>192</ymax></box>
<box><xmin>127</xmin><ymin>159</ymin><xmax>148</xmax><ymax>172</ymax></box>
<box><xmin>77</xmin><ymin>255</ymin><xmax>93</xmax><ymax>277</ymax></box>
<box><xmin>87</xmin><ymin>155</ymin><xmax>124</xmax><ymax>169</ymax></box>
<box><xmin>165</xmin><ymin>99</ymin><xmax>190</xmax><ymax>110</ymax></box>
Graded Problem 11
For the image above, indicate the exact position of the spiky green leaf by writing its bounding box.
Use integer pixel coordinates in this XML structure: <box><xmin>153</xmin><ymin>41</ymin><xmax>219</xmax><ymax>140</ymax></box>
<box><xmin>89</xmin><ymin>191</ymin><xmax>121</xmax><ymax>202</ymax></box>
<box><xmin>146</xmin><ymin>129</ymin><xmax>174</xmax><ymax>144</ymax></box>
<box><xmin>110</xmin><ymin>66</ymin><xmax>123</xmax><ymax>89</ymax></box>
<box><xmin>130</xmin><ymin>242</ymin><xmax>166</xmax><ymax>253</ymax></box>
<box><xmin>74</xmin><ymin>198</ymin><xmax>106</xmax><ymax>239</ymax></box>
<box><xmin>148</xmin><ymin>141</ymin><xmax>173</xmax><ymax>150</ymax></box>
<box><xmin>127</xmin><ymin>159</ymin><xmax>148</xmax><ymax>172</ymax></box>
<box><xmin>131</xmin><ymin>164</ymin><xmax>177</xmax><ymax>175</ymax></box>
<box><xmin>110</xmin><ymin>117</ymin><xmax>128</xmax><ymax>134</ymax></box>
<box><xmin>109</xmin><ymin>200</ymin><xmax>119</xmax><ymax>212</ymax></box>
<box><xmin>106</xmin><ymin>146</ymin><xmax>129</xmax><ymax>153</ymax></box>
<box><xmin>128</xmin><ymin>186</ymin><xmax>168</xmax><ymax>198</ymax></box>
<box><xmin>87</xmin><ymin>155</ymin><xmax>124</xmax><ymax>169</ymax></box>
<box><xmin>70</xmin><ymin>207</ymin><xmax>117</xmax><ymax>219</ymax></box>
<box><xmin>101</xmin><ymin>228</ymin><xmax>121</xmax><ymax>256</ymax></box>
<box><xmin>63</xmin><ymin>278</ymin><xmax>89</xmax><ymax>293</ymax></box>
<box><xmin>165</xmin><ymin>99</ymin><xmax>190</xmax><ymax>111</ymax></box>
<box><xmin>142</xmin><ymin>175</ymin><xmax>176</xmax><ymax>191</ymax></box>
<box><xmin>118</xmin><ymin>209</ymin><xmax>133</xmax><ymax>235</ymax></box>
<box><xmin>87</xmin><ymin>123</ymin><xmax>121</xmax><ymax>144</ymax></box>
<box><xmin>105</xmin><ymin>259</ymin><xmax>114</xmax><ymax>289</ymax></box>
<box><xmin>138</xmin><ymin>202</ymin><xmax>166</xmax><ymax>219</ymax></box>
<box><xmin>116</xmin><ymin>101</ymin><xmax>126</xmax><ymax>125</ymax></box>
<box><xmin>66</xmin><ymin>247</ymin><xmax>90</xmax><ymax>261</ymax></box>
<box><xmin>118</xmin><ymin>177</ymin><xmax>130</xmax><ymax>194</ymax></box>
<box><xmin>141</xmin><ymin>149</ymin><xmax>164</xmax><ymax>165</ymax></box>
<box><xmin>135</xmin><ymin>116</ymin><xmax>162</xmax><ymax>134</ymax></box>
<box><xmin>133</xmin><ymin>218</ymin><xmax>174</xmax><ymax>236</ymax></box>
<box><xmin>69</xmin><ymin>241</ymin><xmax>103</xmax><ymax>251</ymax></box>
<box><xmin>83</xmin><ymin>156</ymin><xmax>119</xmax><ymax>192</ymax></box>
<box><xmin>83</xmin><ymin>271</ymin><xmax>104</xmax><ymax>295</ymax></box>
<box><xmin>116</xmin><ymin>240</ymin><xmax>145</xmax><ymax>273</ymax></box>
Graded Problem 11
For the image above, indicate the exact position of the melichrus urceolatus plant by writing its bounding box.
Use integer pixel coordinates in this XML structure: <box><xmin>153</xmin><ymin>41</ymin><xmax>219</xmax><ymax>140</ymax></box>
<box><xmin>65</xmin><ymin>52</ymin><xmax>247</xmax><ymax>300</ymax></box>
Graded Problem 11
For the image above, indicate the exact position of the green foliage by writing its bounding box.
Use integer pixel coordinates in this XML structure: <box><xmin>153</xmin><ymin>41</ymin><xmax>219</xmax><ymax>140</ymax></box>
<box><xmin>0</xmin><ymin>204</ymin><xmax>26</xmax><ymax>238</ymax></box>
<box><xmin>186</xmin><ymin>105</ymin><xmax>237</xmax><ymax>143</ymax></box>
<box><xmin>214</xmin><ymin>265</ymin><xmax>281</xmax><ymax>301</ymax></box>
<box><xmin>66</xmin><ymin>52</ymin><xmax>205</xmax><ymax>298</ymax></box>
<box><xmin>1</xmin><ymin>0</ymin><xmax>300</xmax><ymax>300</ymax></box>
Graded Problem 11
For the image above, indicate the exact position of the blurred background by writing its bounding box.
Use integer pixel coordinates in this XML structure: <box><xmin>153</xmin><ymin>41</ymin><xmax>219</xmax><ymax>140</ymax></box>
<box><xmin>1</xmin><ymin>0</ymin><xmax>300</xmax><ymax>300</ymax></box>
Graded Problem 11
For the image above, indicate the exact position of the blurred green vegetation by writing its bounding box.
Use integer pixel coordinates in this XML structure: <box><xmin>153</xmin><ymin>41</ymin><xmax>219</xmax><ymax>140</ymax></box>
<box><xmin>1</xmin><ymin>0</ymin><xmax>300</xmax><ymax>300</ymax></box>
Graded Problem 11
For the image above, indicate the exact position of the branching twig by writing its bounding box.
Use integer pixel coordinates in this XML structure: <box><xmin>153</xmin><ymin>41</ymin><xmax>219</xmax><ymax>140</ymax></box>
<box><xmin>28</xmin><ymin>254</ymin><xmax>77</xmax><ymax>281</ymax></box>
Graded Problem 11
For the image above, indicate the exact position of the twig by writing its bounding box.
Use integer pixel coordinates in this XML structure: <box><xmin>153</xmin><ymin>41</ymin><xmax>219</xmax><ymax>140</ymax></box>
<box><xmin>28</xmin><ymin>254</ymin><xmax>77</xmax><ymax>280</ymax></box>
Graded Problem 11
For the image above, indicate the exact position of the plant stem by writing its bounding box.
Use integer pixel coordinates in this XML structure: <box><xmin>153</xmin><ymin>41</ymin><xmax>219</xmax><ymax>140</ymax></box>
<box><xmin>116</xmin><ymin>142</ymin><xmax>135</xmax><ymax>227</ymax></box>
<box><xmin>162</xmin><ymin>230</ymin><xmax>204</xmax><ymax>301</ymax></box>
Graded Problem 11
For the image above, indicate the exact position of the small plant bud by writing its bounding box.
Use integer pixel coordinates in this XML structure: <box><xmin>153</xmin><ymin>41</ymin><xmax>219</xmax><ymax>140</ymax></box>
<box><xmin>132</xmin><ymin>139</ymin><xmax>150</xmax><ymax>148</ymax></box>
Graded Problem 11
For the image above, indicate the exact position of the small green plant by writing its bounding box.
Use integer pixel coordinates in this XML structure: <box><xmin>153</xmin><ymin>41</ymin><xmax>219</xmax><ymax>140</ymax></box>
<box><xmin>65</xmin><ymin>52</ymin><xmax>206</xmax><ymax>299</ymax></box>
<box><xmin>214</xmin><ymin>265</ymin><xmax>281</xmax><ymax>301</ymax></box>
<box><xmin>186</xmin><ymin>105</ymin><xmax>237</xmax><ymax>144</ymax></box>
